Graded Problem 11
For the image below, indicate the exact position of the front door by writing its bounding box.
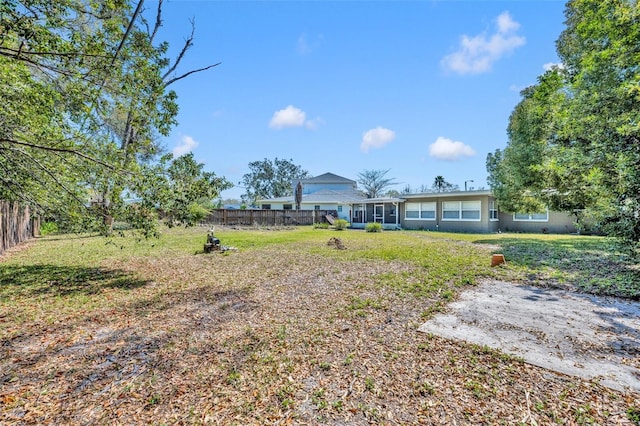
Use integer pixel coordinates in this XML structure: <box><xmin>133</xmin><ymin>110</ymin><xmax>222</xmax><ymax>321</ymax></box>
<box><xmin>374</xmin><ymin>204</ymin><xmax>384</xmax><ymax>223</ymax></box>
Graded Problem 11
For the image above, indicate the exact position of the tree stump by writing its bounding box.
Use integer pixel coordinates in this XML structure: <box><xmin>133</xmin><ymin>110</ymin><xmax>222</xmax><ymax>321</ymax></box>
<box><xmin>327</xmin><ymin>237</ymin><xmax>346</xmax><ymax>250</ymax></box>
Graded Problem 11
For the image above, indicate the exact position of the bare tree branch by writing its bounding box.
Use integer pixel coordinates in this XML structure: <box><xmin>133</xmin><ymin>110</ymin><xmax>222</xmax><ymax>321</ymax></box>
<box><xmin>164</xmin><ymin>62</ymin><xmax>221</xmax><ymax>87</ymax></box>
<box><xmin>149</xmin><ymin>0</ymin><xmax>164</xmax><ymax>43</ymax></box>
<box><xmin>161</xmin><ymin>17</ymin><xmax>195</xmax><ymax>81</ymax></box>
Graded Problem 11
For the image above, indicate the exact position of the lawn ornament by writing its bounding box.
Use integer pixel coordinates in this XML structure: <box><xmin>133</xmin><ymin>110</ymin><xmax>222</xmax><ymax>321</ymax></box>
<box><xmin>205</xmin><ymin>228</ymin><xmax>221</xmax><ymax>253</ymax></box>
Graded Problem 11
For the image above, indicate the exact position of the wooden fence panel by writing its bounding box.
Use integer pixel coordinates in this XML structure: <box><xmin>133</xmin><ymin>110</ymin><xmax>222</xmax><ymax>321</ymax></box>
<box><xmin>0</xmin><ymin>201</ymin><xmax>39</xmax><ymax>256</ymax></box>
<box><xmin>200</xmin><ymin>209</ymin><xmax>338</xmax><ymax>227</ymax></box>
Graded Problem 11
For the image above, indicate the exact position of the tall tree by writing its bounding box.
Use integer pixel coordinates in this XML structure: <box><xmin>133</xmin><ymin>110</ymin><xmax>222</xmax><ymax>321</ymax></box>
<box><xmin>356</xmin><ymin>169</ymin><xmax>397</xmax><ymax>198</ymax></box>
<box><xmin>0</xmin><ymin>0</ymin><xmax>220</xmax><ymax>236</ymax></box>
<box><xmin>487</xmin><ymin>0</ymin><xmax>640</xmax><ymax>248</ymax></box>
<box><xmin>240</xmin><ymin>158</ymin><xmax>310</xmax><ymax>205</ymax></box>
<box><xmin>138</xmin><ymin>153</ymin><xmax>232</xmax><ymax>227</ymax></box>
<box><xmin>432</xmin><ymin>176</ymin><xmax>458</xmax><ymax>192</ymax></box>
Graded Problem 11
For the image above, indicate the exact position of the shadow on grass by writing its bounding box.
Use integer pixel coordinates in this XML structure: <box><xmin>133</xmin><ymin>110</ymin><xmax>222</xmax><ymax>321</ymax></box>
<box><xmin>0</xmin><ymin>264</ymin><xmax>149</xmax><ymax>299</ymax></box>
<box><xmin>473</xmin><ymin>237</ymin><xmax>640</xmax><ymax>299</ymax></box>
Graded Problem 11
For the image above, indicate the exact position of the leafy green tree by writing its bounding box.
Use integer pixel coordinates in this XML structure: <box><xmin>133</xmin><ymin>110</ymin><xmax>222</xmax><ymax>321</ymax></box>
<box><xmin>139</xmin><ymin>153</ymin><xmax>232</xmax><ymax>227</ymax></box>
<box><xmin>488</xmin><ymin>0</ymin><xmax>640</xmax><ymax>248</ymax></box>
<box><xmin>0</xmin><ymin>0</ymin><xmax>220</xmax><ymax>236</ymax></box>
<box><xmin>357</xmin><ymin>169</ymin><xmax>397</xmax><ymax>198</ymax></box>
<box><xmin>241</xmin><ymin>158</ymin><xmax>310</xmax><ymax>205</ymax></box>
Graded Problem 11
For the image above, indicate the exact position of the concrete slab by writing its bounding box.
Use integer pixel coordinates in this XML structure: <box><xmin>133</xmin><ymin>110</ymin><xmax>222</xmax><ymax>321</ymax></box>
<box><xmin>418</xmin><ymin>280</ymin><xmax>640</xmax><ymax>392</ymax></box>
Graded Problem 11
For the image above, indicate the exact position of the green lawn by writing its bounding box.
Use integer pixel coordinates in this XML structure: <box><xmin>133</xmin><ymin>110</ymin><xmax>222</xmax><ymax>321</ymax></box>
<box><xmin>1</xmin><ymin>226</ymin><xmax>638</xmax><ymax>424</ymax></box>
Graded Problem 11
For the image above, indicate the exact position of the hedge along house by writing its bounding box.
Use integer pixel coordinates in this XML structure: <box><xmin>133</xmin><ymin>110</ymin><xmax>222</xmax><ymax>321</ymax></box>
<box><xmin>399</xmin><ymin>190</ymin><xmax>577</xmax><ymax>234</ymax></box>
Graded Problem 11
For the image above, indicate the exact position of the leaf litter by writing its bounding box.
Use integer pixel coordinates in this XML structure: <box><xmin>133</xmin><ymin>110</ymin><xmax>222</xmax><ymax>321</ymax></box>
<box><xmin>1</xmin><ymin>233</ymin><xmax>639</xmax><ymax>425</ymax></box>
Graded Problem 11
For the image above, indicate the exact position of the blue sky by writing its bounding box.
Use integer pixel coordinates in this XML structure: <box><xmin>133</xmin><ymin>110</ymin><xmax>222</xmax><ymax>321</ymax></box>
<box><xmin>154</xmin><ymin>0</ymin><xmax>567</xmax><ymax>200</ymax></box>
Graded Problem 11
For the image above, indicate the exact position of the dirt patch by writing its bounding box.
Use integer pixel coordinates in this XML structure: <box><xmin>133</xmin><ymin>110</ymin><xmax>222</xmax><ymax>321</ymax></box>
<box><xmin>419</xmin><ymin>279</ymin><xmax>640</xmax><ymax>392</ymax></box>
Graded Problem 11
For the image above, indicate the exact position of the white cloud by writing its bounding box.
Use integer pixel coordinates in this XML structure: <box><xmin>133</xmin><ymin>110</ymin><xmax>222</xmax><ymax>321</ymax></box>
<box><xmin>305</xmin><ymin>117</ymin><xmax>325</xmax><ymax>130</ymax></box>
<box><xmin>360</xmin><ymin>127</ymin><xmax>396</xmax><ymax>153</ymax></box>
<box><xmin>269</xmin><ymin>105</ymin><xmax>323</xmax><ymax>130</ymax></box>
<box><xmin>269</xmin><ymin>105</ymin><xmax>306</xmax><ymax>129</ymax></box>
<box><xmin>543</xmin><ymin>62</ymin><xmax>565</xmax><ymax>71</ymax></box>
<box><xmin>173</xmin><ymin>135</ymin><xmax>198</xmax><ymax>156</ymax></box>
<box><xmin>296</xmin><ymin>33</ymin><xmax>324</xmax><ymax>55</ymax></box>
<box><xmin>441</xmin><ymin>11</ymin><xmax>525</xmax><ymax>75</ymax></box>
<box><xmin>429</xmin><ymin>136</ymin><xmax>476</xmax><ymax>161</ymax></box>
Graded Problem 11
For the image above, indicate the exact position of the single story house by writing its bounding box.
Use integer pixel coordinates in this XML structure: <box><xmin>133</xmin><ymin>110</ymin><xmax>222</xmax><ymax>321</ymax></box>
<box><xmin>400</xmin><ymin>191</ymin><xmax>576</xmax><ymax>234</ymax></box>
<box><xmin>257</xmin><ymin>173</ymin><xmax>577</xmax><ymax>233</ymax></box>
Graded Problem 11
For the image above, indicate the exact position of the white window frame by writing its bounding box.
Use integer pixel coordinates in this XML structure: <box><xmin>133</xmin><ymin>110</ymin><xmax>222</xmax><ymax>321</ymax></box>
<box><xmin>513</xmin><ymin>210</ymin><xmax>549</xmax><ymax>222</ymax></box>
<box><xmin>442</xmin><ymin>200</ymin><xmax>481</xmax><ymax>222</ymax></box>
<box><xmin>489</xmin><ymin>200</ymin><xmax>499</xmax><ymax>222</ymax></box>
<box><xmin>404</xmin><ymin>202</ymin><xmax>436</xmax><ymax>220</ymax></box>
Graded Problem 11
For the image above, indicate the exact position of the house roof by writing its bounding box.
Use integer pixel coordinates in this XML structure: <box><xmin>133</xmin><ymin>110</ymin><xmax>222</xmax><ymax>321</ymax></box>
<box><xmin>402</xmin><ymin>190</ymin><xmax>493</xmax><ymax>199</ymax></box>
<box><xmin>258</xmin><ymin>189</ymin><xmax>367</xmax><ymax>205</ymax></box>
<box><xmin>298</xmin><ymin>172</ymin><xmax>356</xmax><ymax>185</ymax></box>
<box><xmin>257</xmin><ymin>191</ymin><xmax>408</xmax><ymax>205</ymax></box>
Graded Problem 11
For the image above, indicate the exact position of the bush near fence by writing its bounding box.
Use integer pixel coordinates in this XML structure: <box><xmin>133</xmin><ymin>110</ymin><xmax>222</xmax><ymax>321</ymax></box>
<box><xmin>199</xmin><ymin>209</ymin><xmax>339</xmax><ymax>227</ymax></box>
<box><xmin>0</xmin><ymin>201</ymin><xmax>40</xmax><ymax>256</ymax></box>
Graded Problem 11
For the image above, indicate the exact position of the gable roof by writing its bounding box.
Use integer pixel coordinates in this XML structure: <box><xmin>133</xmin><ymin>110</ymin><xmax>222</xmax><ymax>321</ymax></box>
<box><xmin>299</xmin><ymin>172</ymin><xmax>356</xmax><ymax>185</ymax></box>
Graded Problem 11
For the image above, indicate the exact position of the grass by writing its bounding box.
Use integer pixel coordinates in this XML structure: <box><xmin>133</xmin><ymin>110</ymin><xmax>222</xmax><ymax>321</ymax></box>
<box><xmin>431</xmin><ymin>231</ymin><xmax>640</xmax><ymax>299</ymax></box>
<box><xmin>1</xmin><ymin>225</ymin><xmax>638</xmax><ymax>424</ymax></box>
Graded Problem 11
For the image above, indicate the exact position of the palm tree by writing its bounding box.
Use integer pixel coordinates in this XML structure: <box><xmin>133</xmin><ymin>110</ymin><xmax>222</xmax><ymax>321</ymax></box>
<box><xmin>433</xmin><ymin>176</ymin><xmax>446</xmax><ymax>192</ymax></box>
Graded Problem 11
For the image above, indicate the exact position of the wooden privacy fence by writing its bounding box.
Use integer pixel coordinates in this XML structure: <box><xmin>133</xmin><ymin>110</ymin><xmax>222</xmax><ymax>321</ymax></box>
<box><xmin>0</xmin><ymin>201</ymin><xmax>40</xmax><ymax>256</ymax></box>
<box><xmin>200</xmin><ymin>209</ymin><xmax>338</xmax><ymax>227</ymax></box>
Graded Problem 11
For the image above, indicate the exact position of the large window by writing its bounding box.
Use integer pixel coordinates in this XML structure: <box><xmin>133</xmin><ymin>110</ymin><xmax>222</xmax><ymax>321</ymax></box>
<box><xmin>283</xmin><ymin>204</ymin><xmax>292</xmax><ymax>210</ymax></box>
<box><xmin>442</xmin><ymin>201</ymin><xmax>481</xmax><ymax>221</ymax></box>
<box><xmin>514</xmin><ymin>210</ymin><xmax>548</xmax><ymax>221</ymax></box>
<box><xmin>489</xmin><ymin>200</ymin><xmax>499</xmax><ymax>221</ymax></box>
<box><xmin>405</xmin><ymin>202</ymin><xmax>436</xmax><ymax>220</ymax></box>
<box><xmin>262</xmin><ymin>204</ymin><xmax>271</xmax><ymax>210</ymax></box>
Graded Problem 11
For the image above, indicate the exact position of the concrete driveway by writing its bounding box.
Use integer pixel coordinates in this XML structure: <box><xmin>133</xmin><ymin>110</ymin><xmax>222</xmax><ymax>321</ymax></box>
<box><xmin>419</xmin><ymin>280</ymin><xmax>640</xmax><ymax>392</ymax></box>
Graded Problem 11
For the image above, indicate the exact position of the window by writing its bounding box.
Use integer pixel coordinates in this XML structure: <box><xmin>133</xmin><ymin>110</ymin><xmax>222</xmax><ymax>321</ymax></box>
<box><xmin>442</xmin><ymin>201</ymin><xmax>481</xmax><ymax>221</ymax></box>
<box><xmin>489</xmin><ymin>200</ymin><xmax>499</xmax><ymax>221</ymax></box>
<box><xmin>262</xmin><ymin>204</ymin><xmax>271</xmax><ymax>210</ymax></box>
<box><xmin>405</xmin><ymin>202</ymin><xmax>436</xmax><ymax>220</ymax></box>
<box><xmin>389</xmin><ymin>205</ymin><xmax>396</xmax><ymax>216</ymax></box>
<box><xmin>283</xmin><ymin>204</ymin><xmax>292</xmax><ymax>210</ymax></box>
<box><xmin>514</xmin><ymin>210</ymin><xmax>549</xmax><ymax>221</ymax></box>
<box><xmin>314</xmin><ymin>205</ymin><xmax>321</xmax><ymax>210</ymax></box>
<box><xmin>337</xmin><ymin>205</ymin><xmax>343</xmax><ymax>212</ymax></box>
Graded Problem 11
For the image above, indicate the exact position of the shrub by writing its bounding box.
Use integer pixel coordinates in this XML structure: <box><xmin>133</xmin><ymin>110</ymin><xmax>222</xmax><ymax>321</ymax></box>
<box><xmin>314</xmin><ymin>222</ymin><xmax>329</xmax><ymax>229</ymax></box>
<box><xmin>334</xmin><ymin>219</ymin><xmax>349</xmax><ymax>230</ymax></box>
<box><xmin>40</xmin><ymin>221</ymin><xmax>59</xmax><ymax>236</ymax></box>
<box><xmin>365</xmin><ymin>222</ymin><xmax>382</xmax><ymax>233</ymax></box>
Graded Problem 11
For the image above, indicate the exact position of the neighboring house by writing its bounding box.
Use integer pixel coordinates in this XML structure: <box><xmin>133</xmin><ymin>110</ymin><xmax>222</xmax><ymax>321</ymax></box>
<box><xmin>256</xmin><ymin>173</ymin><xmax>369</xmax><ymax>222</ymax></box>
<box><xmin>257</xmin><ymin>172</ymin><xmax>577</xmax><ymax>233</ymax></box>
